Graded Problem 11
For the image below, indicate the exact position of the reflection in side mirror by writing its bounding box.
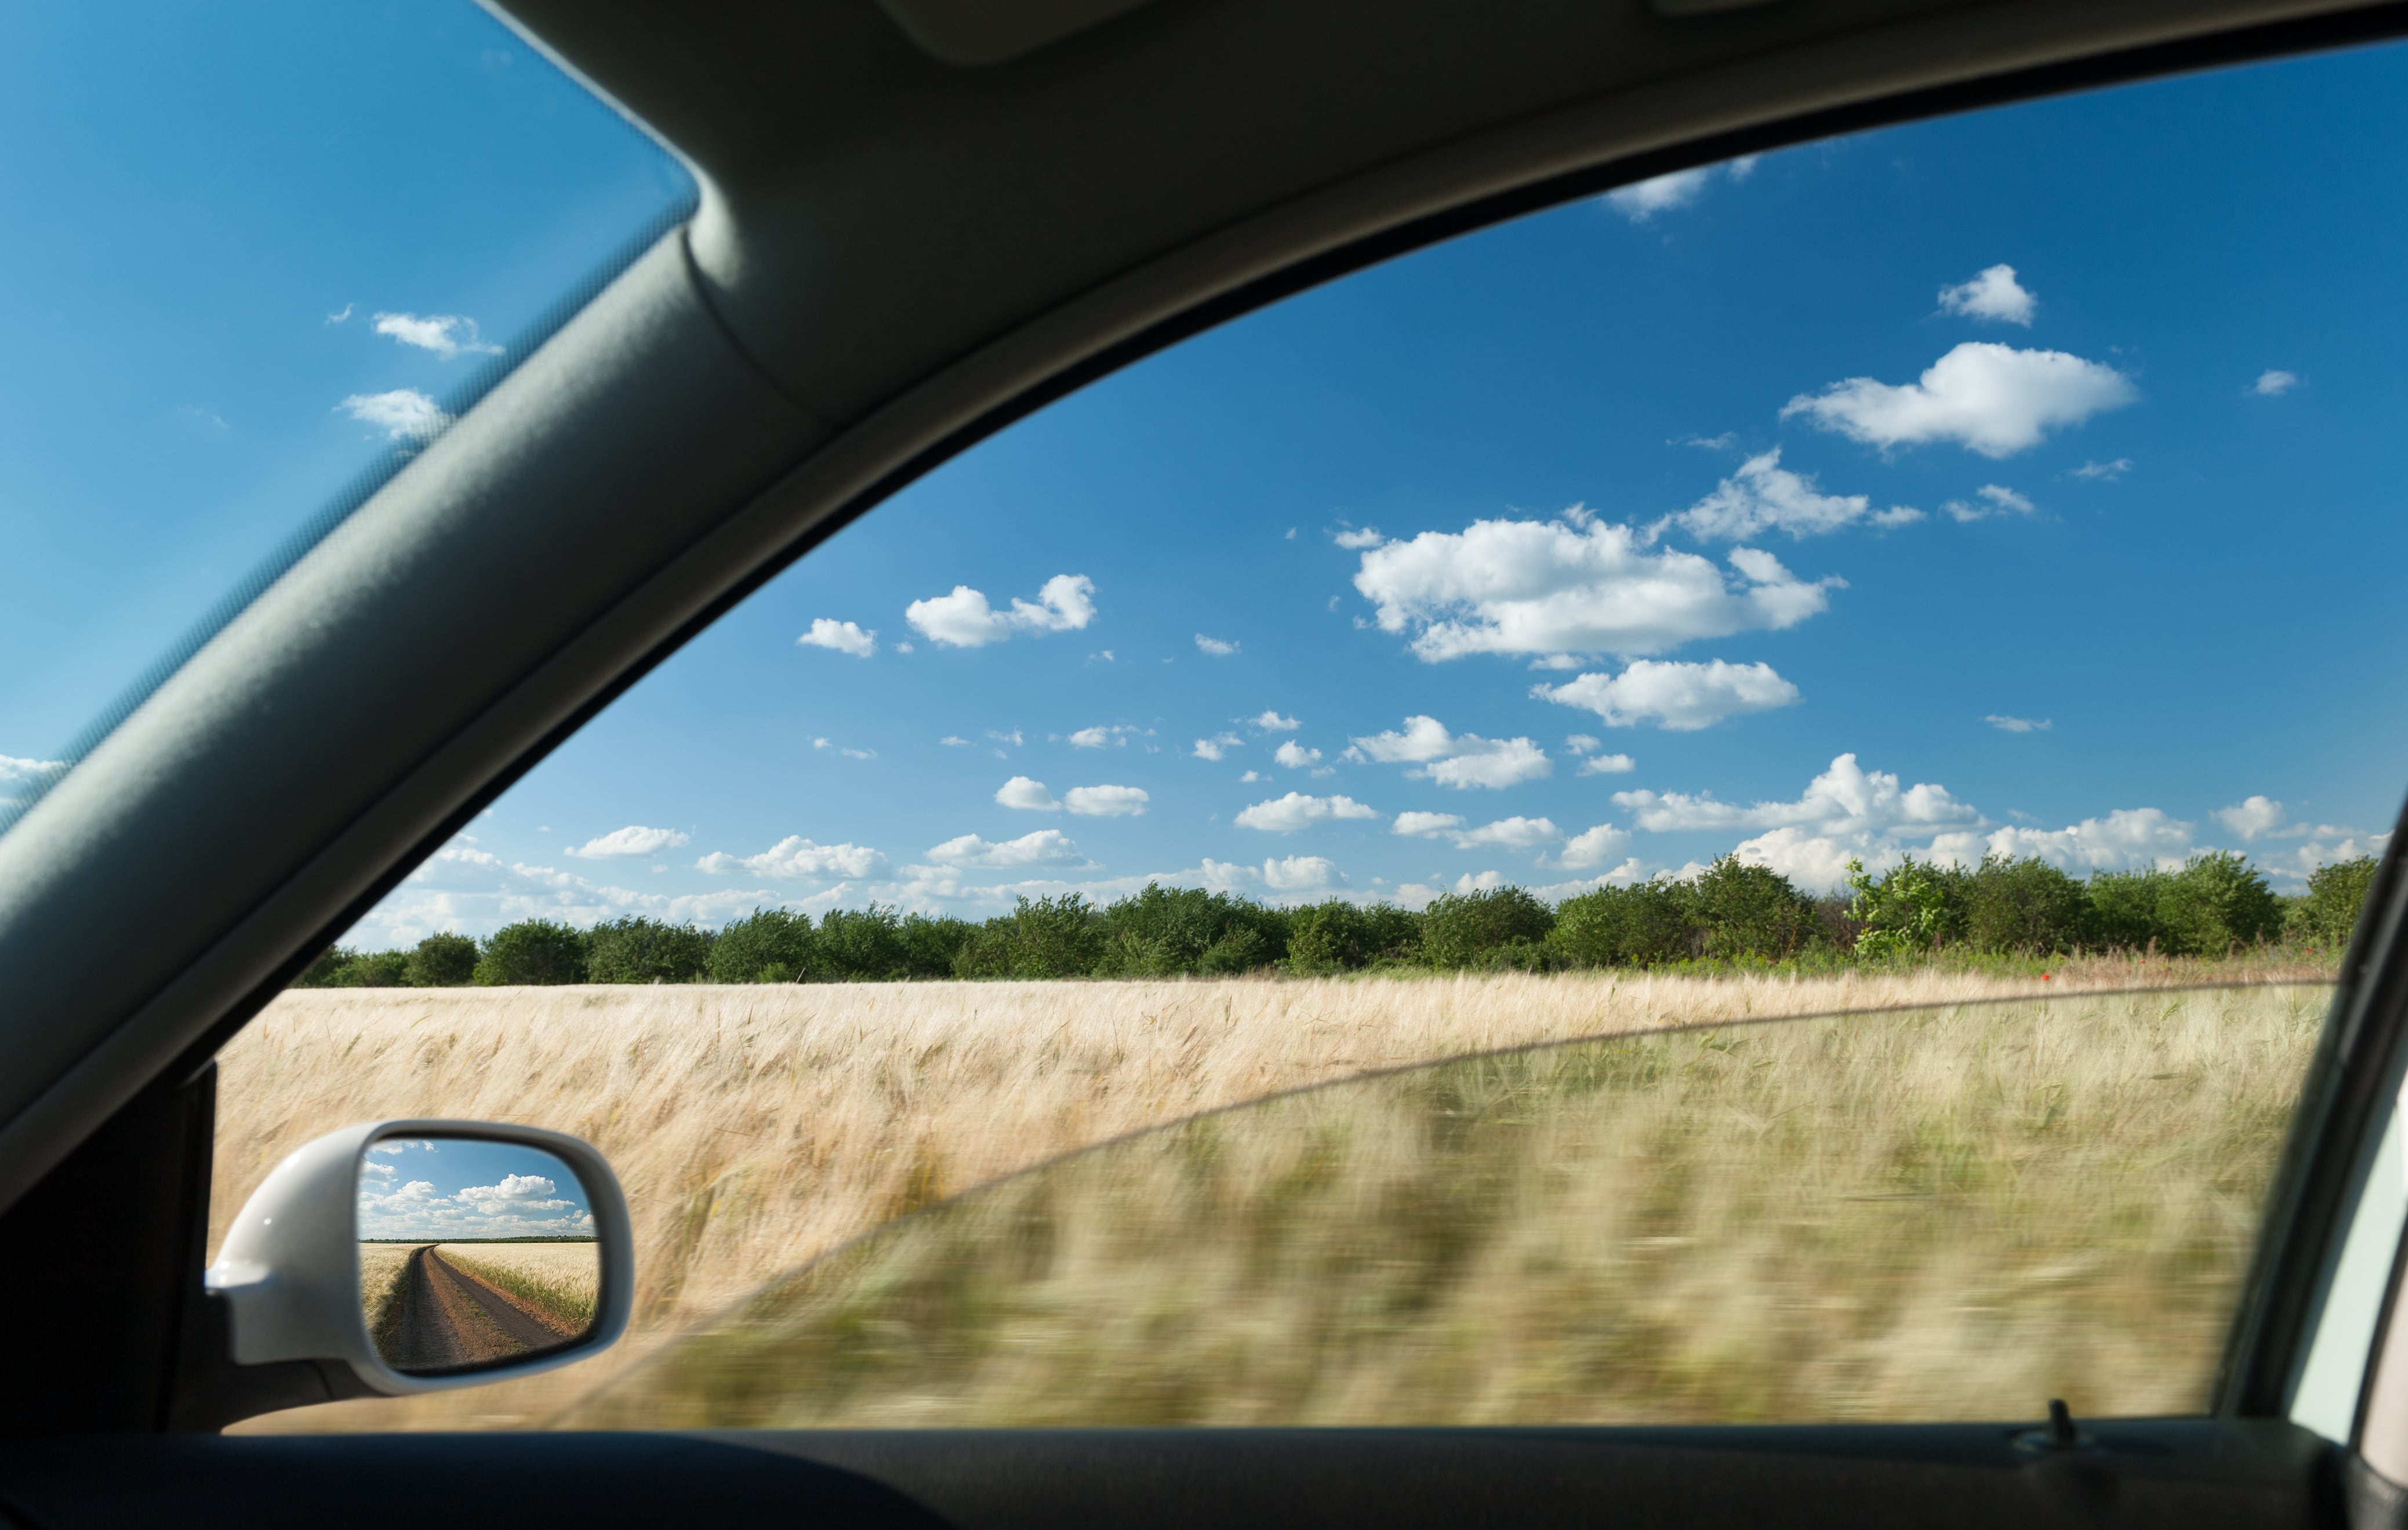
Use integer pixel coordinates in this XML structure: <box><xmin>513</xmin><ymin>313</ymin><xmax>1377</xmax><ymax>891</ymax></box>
<box><xmin>357</xmin><ymin>1139</ymin><xmax>601</xmax><ymax>1375</ymax></box>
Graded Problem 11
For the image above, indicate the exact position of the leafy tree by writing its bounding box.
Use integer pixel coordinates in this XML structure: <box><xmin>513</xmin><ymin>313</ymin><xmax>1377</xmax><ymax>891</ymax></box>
<box><xmin>472</xmin><ymin>919</ymin><xmax>588</xmax><ymax>985</ymax></box>
<box><xmin>1547</xmin><ymin>880</ymin><xmax>1697</xmax><ymax>968</ymax></box>
<box><xmin>403</xmin><ymin>933</ymin><xmax>480</xmax><ymax>987</ymax></box>
<box><xmin>2291</xmin><ymin>856</ymin><xmax>2380</xmax><ymax>952</ymax></box>
<box><xmin>586</xmin><ymin>916</ymin><xmax>715</xmax><ymax>983</ymax></box>
<box><xmin>1690</xmin><ymin>857</ymin><xmax>1818</xmax><ymax>960</ymax></box>
<box><xmin>2158</xmin><ymin>851</ymin><xmax>2282</xmax><ymax>955</ymax></box>
<box><xmin>708</xmin><ymin>908</ymin><xmax>816</xmax><ymax>982</ymax></box>
<box><xmin>1965</xmin><ymin>855</ymin><xmax>2090</xmax><ymax>953</ymax></box>
<box><xmin>1845</xmin><ymin>857</ymin><xmax>1968</xmax><ymax>959</ymax></box>
<box><xmin>1419</xmin><ymin>887</ymin><xmax>1555</xmax><ymax>970</ymax></box>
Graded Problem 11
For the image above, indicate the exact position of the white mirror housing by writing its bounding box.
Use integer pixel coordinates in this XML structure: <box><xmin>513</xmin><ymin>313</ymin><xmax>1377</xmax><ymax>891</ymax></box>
<box><xmin>206</xmin><ymin>1119</ymin><xmax>633</xmax><ymax>1395</ymax></box>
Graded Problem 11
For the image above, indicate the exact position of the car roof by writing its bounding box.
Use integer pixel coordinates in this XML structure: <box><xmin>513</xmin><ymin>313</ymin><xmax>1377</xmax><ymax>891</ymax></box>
<box><xmin>0</xmin><ymin>0</ymin><xmax>2396</xmax><ymax>1210</ymax></box>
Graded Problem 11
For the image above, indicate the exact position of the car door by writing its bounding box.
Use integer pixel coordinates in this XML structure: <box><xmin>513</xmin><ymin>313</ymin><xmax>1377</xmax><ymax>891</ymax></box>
<box><xmin>5</xmin><ymin>0</ymin><xmax>2408</xmax><ymax>1526</ymax></box>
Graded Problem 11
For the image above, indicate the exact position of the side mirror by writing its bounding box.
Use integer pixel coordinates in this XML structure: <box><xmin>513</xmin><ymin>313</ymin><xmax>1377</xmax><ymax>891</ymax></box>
<box><xmin>200</xmin><ymin>1120</ymin><xmax>632</xmax><ymax>1415</ymax></box>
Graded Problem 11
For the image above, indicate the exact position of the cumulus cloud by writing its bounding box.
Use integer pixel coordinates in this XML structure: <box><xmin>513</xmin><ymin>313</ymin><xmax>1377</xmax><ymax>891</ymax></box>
<box><xmin>797</xmin><ymin>619</ymin><xmax>876</xmax><ymax>657</ymax></box>
<box><xmin>1234</xmin><ymin>792</ymin><xmax>1379</xmax><ymax>832</ymax></box>
<box><xmin>1936</xmin><ymin>264</ymin><xmax>2036</xmax><ymax>326</ymax></box>
<box><xmin>924</xmin><ymin>829</ymin><xmax>1090</xmax><ymax>868</ymax></box>
<box><xmin>338</xmin><ymin>389</ymin><xmax>448</xmax><ymax>441</ymax></box>
<box><xmin>1942</xmin><ymin>484</ymin><xmax>2036</xmax><ymax>523</ymax></box>
<box><xmin>905</xmin><ymin>574</ymin><xmax>1095</xmax><ymax>647</ymax></box>
<box><xmin>1065</xmin><ymin>784</ymin><xmax>1149</xmax><ymax>817</ymax></box>
<box><xmin>1353</xmin><ymin>508</ymin><xmax>1836</xmax><ymax>661</ymax></box>
<box><xmin>1536</xmin><ymin>659</ymin><xmax>1799</xmax><ymax>732</ymax></box>
<box><xmin>567</xmin><ymin>825</ymin><xmax>691</xmax><ymax>858</ymax></box>
<box><xmin>1984</xmin><ymin>714</ymin><xmax>2051</xmax><ymax>733</ymax></box>
<box><xmin>696</xmin><ymin>836</ymin><xmax>884</xmax><ymax>878</ymax></box>
<box><xmin>1262</xmin><ymin>855</ymin><xmax>1339</xmax><ymax>891</ymax></box>
<box><xmin>1782</xmin><ymin>343</ymin><xmax>2137</xmax><ymax>458</ymax></box>
<box><xmin>1193</xmin><ymin>733</ymin><xmax>1241</xmax><ymax>762</ymax></box>
<box><xmin>2253</xmin><ymin>369</ymin><xmax>2301</xmax><ymax>397</ymax></box>
<box><xmin>1557</xmin><ymin>824</ymin><xmax>1633</xmax><ymax>869</ymax></box>
<box><xmin>995</xmin><ymin>776</ymin><xmax>1063</xmax><ymax>811</ymax></box>
<box><xmin>1195</xmin><ymin>634</ymin><xmax>1238</xmax><ymax>656</ymax></box>
<box><xmin>1350</xmin><ymin>716</ymin><xmax>1550</xmax><ymax>789</ymax></box>
<box><xmin>1615</xmin><ymin>753</ymin><xmax>1981</xmax><ymax>839</ymax></box>
<box><xmin>372</xmin><ymin>311</ymin><xmax>503</xmax><ymax>358</ymax></box>
<box><xmin>1604</xmin><ymin>155</ymin><xmax>1757</xmax><ymax>220</ymax></box>
<box><xmin>1672</xmin><ymin>449</ymin><xmax>1900</xmax><ymax>541</ymax></box>
<box><xmin>1274</xmin><ymin>741</ymin><xmax>1323</xmax><ymax>770</ymax></box>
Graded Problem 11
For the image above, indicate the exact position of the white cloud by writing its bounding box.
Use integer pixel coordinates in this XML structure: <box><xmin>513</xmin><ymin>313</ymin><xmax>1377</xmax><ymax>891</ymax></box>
<box><xmin>1942</xmin><ymin>484</ymin><xmax>2036</xmax><ymax>522</ymax></box>
<box><xmin>1234</xmin><ymin>792</ymin><xmax>1379</xmax><ymax>832</ymax></box>
<box><xmin>1557</xmin><ymin>824</ymin><xmax>1632</xmax><ymax>869</ymax></box>
<box><xmin>1986</xmin><ymin>808</ymin><xmax>2195</xmax><ymax>872</ymax></box>
<box><xmin>1605</xmin><ymin>156</ymin><xmax>1757</xmax><ymax>220</ymax></box>
<box><xmin>1782</xmin><ymin>343</ymin><xmax>2137</xmax><ymax>458</ymax></box>
<box><xmin>372</xmin><ymin>311</ymin><xmax>503</xmax><ymax>359</ymax></box>
<box><xmin>1262</xmin><ymin>855</ymin><xmax>1338</xmax><ymax>891</ymax></box>
<box><xmin>1577</xmin><ymin>753</ymin><xmax>1637</xmax><ymax>775</ymax></box>
<box><xmin>1673</xmin><ymin>449</ymin><xmax>1891</xmax><ymax>541</ymax></box>
<box><xmin>1353</xmin><ymin>508</ymin><xmax>1836</xmax><ymax>661</ymax></box>
<box><xmin>1332</xmin><ymin>527</ymin><xmax>1385</xmax><ymax>549</ymax></box>
<box><xmin>995</xmin><ymin>775</ymin><xmax>1063</xmax><ymax>812</ymax></box>
<box><xmin>1936</xmin><ymin>264</ymin><xmax>2036</xmax><ymax>326</ymax></box>
<box><xmin>2071</xmin><ymin>458</ymin><xmax>2133</xmax><ymax>481</ymax></box>
<box><xmin>1193</xmin><ymin>733</ymin><xmax>1241</xmax><ymax>762</ymax></box>
<box><xmin>2215</xmin><ymin>796</ymin><xmax>2288</xmax><ymax>841</ymax></box>
<box><xmin>905</xmin><ymin>574</ymin><xmax>1095</xmax><ymax>647</ymax></box>
<box><xmin>1393</xmin><ymin>812</ymin><xmax>1467</xmax><ymax>837</ymax></box>
<box><xmin>924</xmin><ymin>829</ymin><xmax>1090</xmax><ymax>868</ymax></box>
<box><xmin>1615</xmin><ymin>753</ymin><xmax>1981</xmax><ymax>839</ymax></box>
<box><xmin>567</xmin><ymin>825</ymin><xmax>691</xmax><ymax>858</ymax></box>
<box><xmin>1350</xmin><ymin>715</ymin><xmax>1549</xmax><ymax>789</ymax></box>
<box><xmin>1535</xmin><ymin>659</ymin><xmax>1799</xmax><ymax>731</ymax></box>
<box><xmin>1065</xmin><ymin>784</ymin><xmax>1149</xmax><ymax>817</ymax></box>
<box><xmin>1195</xmin><ymin>634</ymin><xmax>1238</xmax><ymax>656</ymax></box>
<box><xmin>1984</xmin><ymin>714</ymin><xmax>2051</xmax><ymax>733</ymax></box>
<box><xmin>1251</xmin><ymin>710</ymin><xmax>1302</xmax><ymax>731</ymax></box>
<box><xmin>2254</xmin><ymin>369</ymin><xmax>2301</xmax><ymax>397</ymax></box>
<box><xmin>338</xmin><ymin>389</ymin><xmax>449</xmax><ymax>441</ymax></box>
<box><xmin>696</xmin><ymin>836</ymin><xmax>885</xmax><ymax>878</ymax></box>
<box><xmin>797</xmin><ymin>619</ymin><xmax>876</xmax><ymax>657</ymax></box>
<box><xmin>1274</xmin><ymin>741</ymin><xmax>1323</xmax><ymax>769</ymax></box>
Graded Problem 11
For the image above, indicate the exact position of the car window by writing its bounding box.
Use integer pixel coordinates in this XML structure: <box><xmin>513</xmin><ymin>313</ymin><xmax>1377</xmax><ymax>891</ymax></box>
<box><xmin>0</xmin><ymin>2</ymin><xmax>692</xmax><ymax>831</ymax></box>
<box><xmin>213</xmin><ymin>36</ymin><xmax>2405</xmax><ymax>1432</ymax></box>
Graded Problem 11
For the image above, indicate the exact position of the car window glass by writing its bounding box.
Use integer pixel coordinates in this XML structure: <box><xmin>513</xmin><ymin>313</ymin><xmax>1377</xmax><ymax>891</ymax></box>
<box><xmin>0</xmin><ymin>2</ymin><xmax>692</xmax><ymax>829</ymax></box>
<box><xmin>212</xmin><ymin>38</ymin><xmax>2408</xmax><ymax>1432</ymax></box>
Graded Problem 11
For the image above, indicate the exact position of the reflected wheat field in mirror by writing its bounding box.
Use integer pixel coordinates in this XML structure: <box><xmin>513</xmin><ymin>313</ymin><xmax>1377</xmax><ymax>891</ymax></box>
<box><xmin>215</xmin><ymin>958</ymin><xmax>2327</xmax><ymax>1431</ymax></box>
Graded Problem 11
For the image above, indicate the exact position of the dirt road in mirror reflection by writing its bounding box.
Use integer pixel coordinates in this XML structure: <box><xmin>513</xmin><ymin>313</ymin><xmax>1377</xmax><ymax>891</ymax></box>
<box><xmin>388</xmin><ymin>1246</ymin><xmax>569</xmax><ymax>1371</ymax></box>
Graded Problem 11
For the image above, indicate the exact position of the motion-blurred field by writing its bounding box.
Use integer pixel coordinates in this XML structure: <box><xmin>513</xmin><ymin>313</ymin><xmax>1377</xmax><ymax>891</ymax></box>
<box><xmin>216</xmin><ymin>958</ymin><xmax>2325</xmax><ymax>1432</ymax></box>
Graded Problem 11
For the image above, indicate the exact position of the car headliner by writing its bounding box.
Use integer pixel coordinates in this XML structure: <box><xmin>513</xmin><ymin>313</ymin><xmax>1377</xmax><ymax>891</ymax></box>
<box><xmin>0</xmin><ymin>0</ymin><xmax>2400</xmax><ymax>1216</ymax></box>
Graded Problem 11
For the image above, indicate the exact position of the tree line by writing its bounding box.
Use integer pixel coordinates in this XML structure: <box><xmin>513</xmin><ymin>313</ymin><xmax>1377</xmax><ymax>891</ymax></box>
<box><xmin>296</xmin><ymin>850</ymin><xmax>2378</xmax><ymax>988</ymax></box>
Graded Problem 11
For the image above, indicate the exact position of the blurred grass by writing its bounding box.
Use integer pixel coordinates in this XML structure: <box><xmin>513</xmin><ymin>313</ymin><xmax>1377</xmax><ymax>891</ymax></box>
<box><xmin>563</xmin><ymin>984</ymin><xmax>2326</xmax><ymax>1429</ymax></box>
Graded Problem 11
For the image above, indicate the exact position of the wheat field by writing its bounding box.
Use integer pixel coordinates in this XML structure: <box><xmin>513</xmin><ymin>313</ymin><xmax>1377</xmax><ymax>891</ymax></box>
<box><xmin>216</xmin><ymin>956</ymin><xmax>2326</xmax><ymax>1433</ymax></box>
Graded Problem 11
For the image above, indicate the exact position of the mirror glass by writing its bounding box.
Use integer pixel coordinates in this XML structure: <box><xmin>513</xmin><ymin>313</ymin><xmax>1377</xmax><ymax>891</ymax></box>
<box><xmin>354</xmin><ymin>1136</ymin><xmax>600</xmax><ymax>1373</ymax></box>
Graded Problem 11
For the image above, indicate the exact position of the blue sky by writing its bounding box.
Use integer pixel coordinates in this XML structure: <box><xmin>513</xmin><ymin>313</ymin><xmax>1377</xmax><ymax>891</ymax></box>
<box><xmin>355</xmin><ymin>1136</ymin><xmax>594</xmax><ymax>1241</ymax></box>
<box><xmin>6</xmin><ymin>10</ymin><xmax>2406</xmax><ymax>938</ymax></box>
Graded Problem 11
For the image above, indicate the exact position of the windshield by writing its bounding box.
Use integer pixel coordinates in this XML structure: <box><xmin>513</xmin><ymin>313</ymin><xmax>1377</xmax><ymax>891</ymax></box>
<box><xmin>0</xmin><ymin>2</ymin><xmax>692</xmax><ymax>825</ymax></box>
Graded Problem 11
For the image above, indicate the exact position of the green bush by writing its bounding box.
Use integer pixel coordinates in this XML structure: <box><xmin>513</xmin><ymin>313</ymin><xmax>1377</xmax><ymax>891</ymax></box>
<box><xmin>1690</xmin><ymin>857</ymin><xmax>1818</xmax><ymax>960</ymax></box>
<box><xmin>402</xmin><ymin>933</ymin><xmax>480</xmax><ymax>987</ymax></box>
<box><xmin>586</xmin><ymin>916</ymin><xmax>715</xmax><ymax>983</ymax></box>
<box><xmin>2289</xmin><ymin>857</ymin><xmax>2378</xmax><ymax>952</ymax></box>
<box><xmin>709</xmin><ymin>908</ymin><xmax>816</xmax><ymax>982</ymax></box>
<box><xmin>1418</xmin><ymin>887</ymin><xmax>1555</xmax><ymax>970</ymax></box>
<box><xmin>472</xmin><ymin>919</ymin><xmax>589</xmax><ymax>985</ymax></box>
<box><xmin>1965</xmin><ymin>855</ymin><xmax>2090</xmax><ymax>954</ymax></box>
<box><xmin>1547</xmin><ymin>880</ymin><xmax>1697</xmax><ymax>968</ymax></box>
